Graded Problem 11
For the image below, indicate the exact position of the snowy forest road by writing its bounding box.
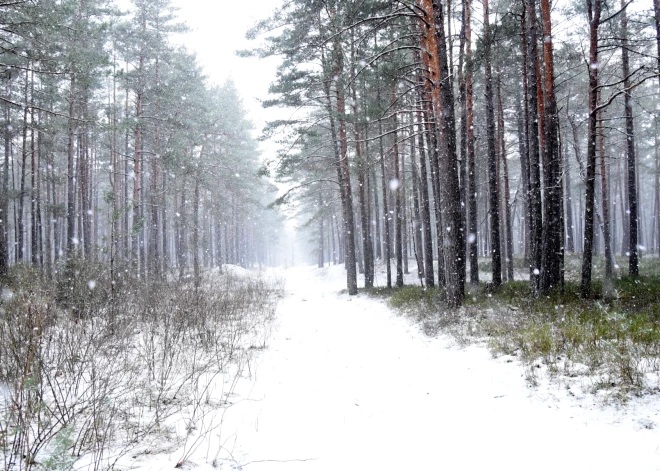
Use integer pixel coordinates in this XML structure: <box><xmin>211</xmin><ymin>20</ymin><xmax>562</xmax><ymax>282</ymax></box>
<box><xmin>222</xmin><ymin>265</ymin><xmax>660</xmax><ymax>471</ymax></box>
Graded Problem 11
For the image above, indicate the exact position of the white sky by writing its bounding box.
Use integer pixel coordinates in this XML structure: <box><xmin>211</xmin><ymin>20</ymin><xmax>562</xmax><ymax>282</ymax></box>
<box><xmin>170</xmin><ymin>0</ymin><xmax>285</xmax><ymax>158</ymax></box>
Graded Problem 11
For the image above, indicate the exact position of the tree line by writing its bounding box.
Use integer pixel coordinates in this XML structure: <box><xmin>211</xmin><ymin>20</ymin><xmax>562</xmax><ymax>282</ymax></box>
<box><xmin>252</xmin><ymin>0</ymin><xmax>660</xmax><ymax>305</ymax></box>
<box><xmin>0</xmin><ymin>0</ymin><xmax>281</xmax><ymax>288</ymax></box>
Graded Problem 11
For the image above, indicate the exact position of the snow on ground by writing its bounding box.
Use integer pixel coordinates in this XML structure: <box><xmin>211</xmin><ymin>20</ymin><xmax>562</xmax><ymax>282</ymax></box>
<box><xmin>132</xmin><ymin>263</ymin><xmax>660</xmax><ymax>471</ymax></box>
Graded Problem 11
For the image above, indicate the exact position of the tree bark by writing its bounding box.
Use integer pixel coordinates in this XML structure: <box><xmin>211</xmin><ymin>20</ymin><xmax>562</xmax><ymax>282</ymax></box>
<box><xmin>133</xmin><ymin>51</ymin><xmax>144</xmax><ymax>271</ymax></box>
<box><xmin>415</xmin><ymin>95</ymin><xmax>435</xmax><ymax>288</ymax></box>
<box><xmin>193</xmin><ymin>170</ymin><xmax>200</xmax><ymax>288</ymax></box>
<box><xmin>432</xmin><ymin>0</ymin><xmax>464</xmax><ymax>305</ymax></box>
<box><xmin>580</xmin><ymin>0</ymin><xmax>601</xmax><ymax>298</ymax></box>
<box><xmin>410</xmin><ymin>126</ymin><xmax>425</xmax><ymax>285</ymax></box>
<box><xmin>318</xmin><ymin>194</ymin><xmax>324</xmax><ymax>268</ymax></box>
<box><xmin>564</xmin><ymin>132</ymin><xmax>575</xmax><ymax>253</ymax></box>
<box><xmin>525</xmin><ymin>0</ymin><xmax>543</xmax><ymax>293</ymax></box>
<box><xmin>598</xmin><ymin>101</ymin><xmax>614</xmax><ymax>279</ymax></box>
<box><xmin>540</xmin><ymin>0</ymin><xmax>563</xmax><ymax>292</ymax></box>
<box><xmin>0</xmin><ymin>84</ymin><xmax>9</xmax><ymax>275</ymax></box>
<box><xmin>177</xmin><ymin>174</ymin><xmax>187</xmax><ymax>279</ymax></box>
<box><xmin>517</xmin><ymin>97</ymin><xmax>531</xmax><ymax>261</ymax></box>
<box><xmin>458</xmin><ymin>0</ymin><xmax>468</xmax><ymax>285</ymax></box>
<box><xmin>351</xmin><ymin>44</ymin><xmax>373</xmax><ymax>287</ymax></box>
<box><xmin>66</xmin><ymin>74</ymin><xmax>76</xmax><ymax>259</ymax></box>
<box><xmin>483</xmin><ymin>0</ymin><xmax>502</xmax><ymax>287</ymax></box>
<box><xmin>496</xmin><ymin>68</ymin><xmax>514</xmax><ymax>281</ymax></box>
<box><xmin>30</xmin><ymin>71</ymin><xmax>38</xmax><ymax>265</ymax></box>
<box><xmin>324</xmin><ymin>42</ymin><xmax>358</xmax><ymax>294</ymax></box>
<box><xmin>460</xmin><ymin>0</ymin><xmax>478</xmax><ymax>286</ymax></box>
<box><xmin>81</xmin><ymin>92</ymin><xmax>91</xmax><ymax>260</ymax></box>
<box><xmin>392</xmin><ymin>90</ymin><xmax>404</xmax><ymax>288</ymax></box>
<box><xmin>377</xmin><ymin>87</ymin><xmax>392</xmax><ymax>288</ymax></box>
<box><xmin>19</xmin><ymin>68</ymin><xmax>29</xmax><ymax>262</ymax></box>
<box><xmin>621</xmin><ymin>0</ymin><xmax>638</xmax><ymax>276</ymax></box>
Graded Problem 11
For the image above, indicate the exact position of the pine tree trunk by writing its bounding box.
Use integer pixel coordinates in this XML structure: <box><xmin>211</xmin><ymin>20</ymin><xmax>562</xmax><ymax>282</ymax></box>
<box><xmin>377</xmin><ymin>87</ymin><xmax>392</xmax><ymax>288</ymax></box>
<box><xmin>458</xmin><ymin>0</ymin><xmax>469</xmax><ymax>287</ymax></box>
<box><xmin>352</xmin><ymin>56</ymin><xmax>373</xmax><ymax>287</ymax></box>
<box><xmin>36</xmin><ymin>112</ymin><xmax>43</xmax><ymax>266</ymax></box>
<box><xmin>401</xmin><ymin>133</ymin><xmax>409</xmax><ymax>276</ymax></box>
<box><xmin>465</xmin><ymin>8</ymin><xmax>479</xmax><ymax>285</ymax></box>
<box><xmin>51</xmin><ymin>152</ymin><xmax>59</xmax><ymax>265</ymax></box>
<box><xmin>621</xmin><ymin>0</ymin><xmax>638</xmax><ymax>276</ymax></box>
<box><xmin>162</xmin><ymin>172</ymin><xmax>169</xmax><ymax>273</ymax></box>
<box><xmin>318</xmin><ymin>194</ymin><xmax>324</xmax><ymax>268</ymax></box>
<box><xmin>564</xmin><ymin>135</ymin><xmax>575</xmax><ymax>253</ymax></box>
<box><xmin>66</xmin><ymin>74</ymin><xmax>76</xmax><ymax>259</ymax></box>
<box><xmin>410</xmin><ymin>131</ymin><xmax>425</xmax><ymax>285</ymax></box>
<box><xmin>0</xmin><ymin>86</ymin><xmax>9</xmax><ymax>276</ymax></box>
<box><xmin>133</xmin><ymin>54</ymin><xmax>143</xmax><ymax>271</ymax></box>
<box><xmin>44</xmin><ymin>130</ymin><xmax>52</xmax><ymax>277</ymax></box>
<box><xmin>392</xmin><ymin>90</ymin><xmax>404</xmax><ymax>288</ymax></box>
<box><xmin>325</xmin><ymin>42</ymin><xmax>358</xmax><ymax>294</ymax></box>
<box><xmin>19</xmin><ymin>69</ymin><xmax>29</xmax><ymax>262</ymax></box>
<box><xmin>415</xmin><ymin>93</ymin><xmax>435</xmax><ymax>288</ymax></box>
<box><xmin>655</xmin><ymin>119</ymin><xmax>660</xmax><ymax>254</ymax></box>
<box><xmin>151</xmin><ymin>54</ymin><xmax>161</xmax><ymax>279</ymax></box>
<box><xmin>417</xmin><ymin>12</ymin><xmax>446</xmax><ymax>287</ymax></box>
<box><xmin>517</xmin><ymin>97</ymin><xmax>531</xmax><ymax>262</ymax></box>
<box><xmin>432</xmin><ymin>0</ymin><xmax>463</xmax><ymax>306</ymax></box>
<box><xmin>123</xmin><ymin>64</ymin><xmax>130</xmax><ymax>262</ymax></box>
<box><xmin>539</xmin><ymin>0</ymin><xmax>563</xmax><ymax>292</ymax></box>
<box><xmin>193</xmin><ymin>171</ymin><xmax>200</xmax><ymax>288</ymax></box>
<box><xmin>483</xmin><ymin>0</ymin><xmax>502</xmax><ymax>287</ymax></box>
<box><xmin>111</xmin><ymin>56</ymin><xmax>119</xmax><ymax>282</ymax></box>
<box><xmin>177</xmin><ymin>175</ymin><xmax>187</xmax><ymax>279</ymax></box>
<box><xmin>330</xmin><ymin>211</ymin><xmax>337</xmax><ymax>265</ymax></box>
<box><xmin>371</xmin><ymin>166</ymin><xmax>382</xmax><ymax>260</ymax></box>
<box><xmin>496</xmin><ymin>69</ymin><xmax>513</xmax><ymax>281</ymax></box>
<box><xmin>30</xmin><ymin>72</ymin><xmax>38</xmax><ymax>265</ymax></box>
<box><xmin>525</xmin><ymin>0</ymin><xmax>543</xmax><ymax>293</ymax></box>
<box><xmin>519</xmin><ymin>11</ymin><xmax>532</xmax><ymax>265</ymax></box>
<box><xmin>81</xmin><ymin>94</ymin><xmax>91</xmax><ymax>260</ymax></box>
<box><xmin>620</xmin><ymin>158</ymin><xmax>629</xmax><ymax>256</ymax></box>
<box><xmin>501</xmin><ymin>133</ymin><xmax>514</xmax><ymax>282</ymax></box>
<box><xmin>598</xmin><ymin>102</ymin><xmax>614</xmax><ymax>279</ymax></box>
<box><xmin>355</xmin><ymin>208</ymin><xmax>365</xmax><ymax>275</ymax></box>
<box><xmin>580</xmin><ymin>0</ymin><xmax>601</xmax><ymax>298</ymax></box>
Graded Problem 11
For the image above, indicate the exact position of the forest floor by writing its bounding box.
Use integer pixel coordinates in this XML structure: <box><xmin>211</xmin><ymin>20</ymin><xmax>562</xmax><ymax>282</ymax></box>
<box><xmin>128</xmin><ymin>262</ymin><xmax>660</xmax><ymax>471</ymax></box>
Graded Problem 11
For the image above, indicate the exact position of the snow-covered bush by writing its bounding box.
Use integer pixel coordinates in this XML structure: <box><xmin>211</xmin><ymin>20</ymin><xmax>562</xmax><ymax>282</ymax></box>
<box><xmin>0</xmin><ymin>267</ymin><xmax>280</xmax><ymax>470</ymax></box>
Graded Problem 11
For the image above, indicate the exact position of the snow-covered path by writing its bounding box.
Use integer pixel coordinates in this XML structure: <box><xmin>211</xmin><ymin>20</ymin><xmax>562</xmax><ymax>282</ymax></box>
<box><xmin>219</xmin><ymin>265</ymin><xmax>660</xmax><ymax>470</ymax></box>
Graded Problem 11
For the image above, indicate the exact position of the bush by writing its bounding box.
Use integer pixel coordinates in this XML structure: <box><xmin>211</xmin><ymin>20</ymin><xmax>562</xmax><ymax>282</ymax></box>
<box><xmin>0</xmin><ymin>264</ymin><xmax>281</xmax><ymax>470</ymax></box>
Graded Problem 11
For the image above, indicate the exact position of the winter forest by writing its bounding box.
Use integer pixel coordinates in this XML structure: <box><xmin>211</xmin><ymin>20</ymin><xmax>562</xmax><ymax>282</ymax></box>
<box><xmin>3</xmin><ymin>0</ymin><xmax>660</xmax><ymax>469</ymax></box>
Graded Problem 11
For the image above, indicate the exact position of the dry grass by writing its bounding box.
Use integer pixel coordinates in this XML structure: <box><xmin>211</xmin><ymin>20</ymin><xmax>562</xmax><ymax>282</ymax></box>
<box><xmin>0</xmin><ymin>261</ymin><xmax>281</xmax><ymax>471</ymax></box>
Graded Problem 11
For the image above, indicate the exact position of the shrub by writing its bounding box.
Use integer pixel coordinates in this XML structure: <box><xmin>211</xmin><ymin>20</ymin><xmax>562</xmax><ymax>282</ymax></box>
<box><xmin>0</xmin><ymin>265</ymin><xmax>281</xmax><ymax>470</ymax></box>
